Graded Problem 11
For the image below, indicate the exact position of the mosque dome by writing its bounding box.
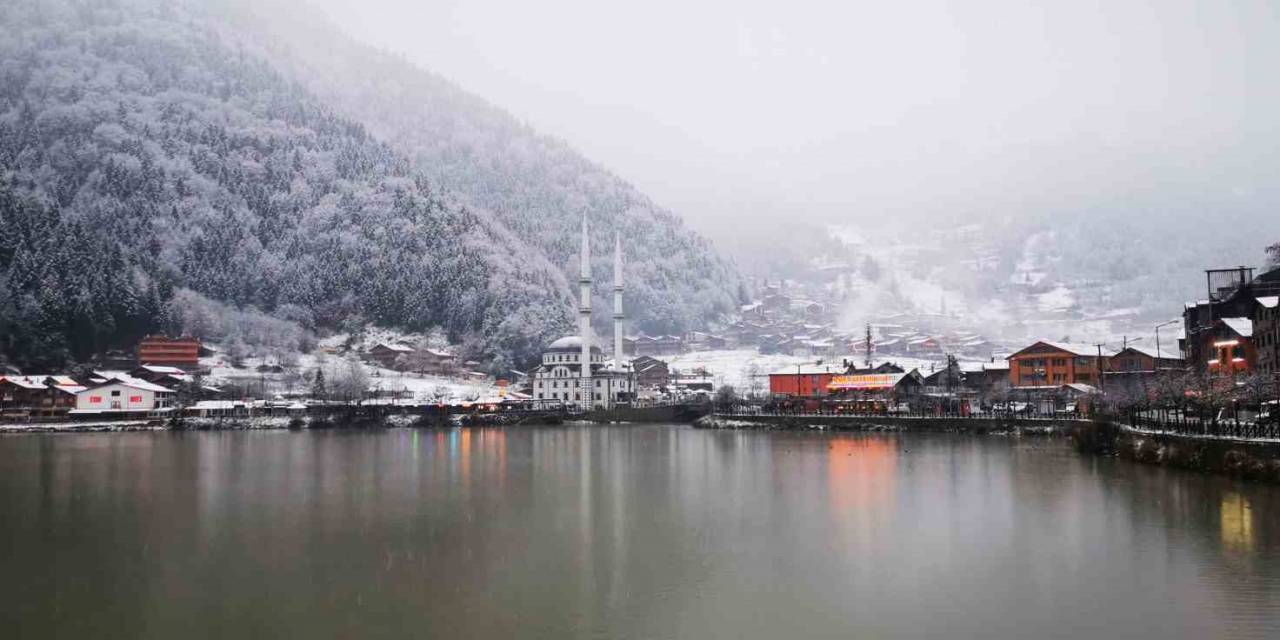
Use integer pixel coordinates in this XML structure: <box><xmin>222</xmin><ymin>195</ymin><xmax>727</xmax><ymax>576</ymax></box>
<box><xmin>546</xmin><ymin>336</ymin><xmax>602</xmax><ymax>353</ymax></box>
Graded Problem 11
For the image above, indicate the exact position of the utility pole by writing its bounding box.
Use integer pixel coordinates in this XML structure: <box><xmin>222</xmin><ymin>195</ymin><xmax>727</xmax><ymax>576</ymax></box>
<box><xmin>1095</xmin><ymin>343</ymin><xmax>1107</xmax><ymax>392</ymax></box>
<box><xmin>865</xmin><ymin>323</ymin><xmax>872</xmax><ymax>369</ymax></box>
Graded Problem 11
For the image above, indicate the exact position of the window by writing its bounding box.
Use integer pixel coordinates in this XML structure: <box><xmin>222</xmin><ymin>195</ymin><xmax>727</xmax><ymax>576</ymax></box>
<box><xmin>111</xmin><ymin>390</ymin><xmax>121</xmax><ymax>397</ymax></box>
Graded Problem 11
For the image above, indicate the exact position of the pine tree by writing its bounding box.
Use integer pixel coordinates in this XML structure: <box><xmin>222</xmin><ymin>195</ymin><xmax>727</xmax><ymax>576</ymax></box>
<box><xmin>311</xmin><ymin>368</ymin><xmax>326</xmax><ymax>401</ymax></box>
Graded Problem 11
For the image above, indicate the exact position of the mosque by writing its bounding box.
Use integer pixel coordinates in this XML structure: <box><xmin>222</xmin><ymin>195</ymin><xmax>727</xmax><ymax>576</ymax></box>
<box><xmin>531</xmin><ymin>218</ymin><xmax>634</xmax><ymax>409</ymax></box>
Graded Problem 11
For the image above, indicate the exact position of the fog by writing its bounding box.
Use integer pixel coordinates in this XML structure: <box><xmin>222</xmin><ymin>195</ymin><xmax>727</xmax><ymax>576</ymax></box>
<box><xmin>307</xmin><ymin>0</ymin><xmax>1279</xmax><ymax>236</ymax></box>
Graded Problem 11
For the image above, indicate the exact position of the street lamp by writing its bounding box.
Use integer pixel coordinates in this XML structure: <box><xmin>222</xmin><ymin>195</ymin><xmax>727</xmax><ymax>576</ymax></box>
<box><xmin>1155</xmin><ymin>320</ymin><xmax>1179</xmax><ymax>367</ymax></box>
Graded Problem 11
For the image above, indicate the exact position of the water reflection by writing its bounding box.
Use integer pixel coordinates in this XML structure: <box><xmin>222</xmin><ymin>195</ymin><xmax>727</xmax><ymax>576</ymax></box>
<box><xmin>2</xmin><ymin>427</ymin><xmax>1280</xmax><ymax>638</ymax></box>
<box><xmin>1222</xmin><ymin>492</ymin><xmax>1255</xmax><ymax>553</ymax></box>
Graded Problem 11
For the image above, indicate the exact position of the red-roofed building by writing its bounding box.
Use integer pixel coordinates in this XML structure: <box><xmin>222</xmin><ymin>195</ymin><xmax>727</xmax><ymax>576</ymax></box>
<box><xmin>1007</xmin><ymin>341</ymin><xmax>1111</xmax><ymax>389</ymax></box>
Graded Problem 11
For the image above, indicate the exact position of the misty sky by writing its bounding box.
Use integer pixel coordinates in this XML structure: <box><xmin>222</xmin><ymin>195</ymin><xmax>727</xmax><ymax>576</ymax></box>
<box><xmin>306</xmin><ymin>0</ymin><xmax>1279</xmax><ymax>231</ymax></box>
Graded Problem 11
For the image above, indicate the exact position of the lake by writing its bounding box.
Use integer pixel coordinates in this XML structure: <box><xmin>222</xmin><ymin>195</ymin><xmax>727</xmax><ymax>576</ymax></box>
<box><xmin>3</xmin><ymin>425</ymin><xmax>1279</xmax><ymax>638</ymax></box>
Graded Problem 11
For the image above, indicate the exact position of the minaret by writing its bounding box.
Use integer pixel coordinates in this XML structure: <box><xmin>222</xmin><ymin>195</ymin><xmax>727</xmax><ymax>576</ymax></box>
<box><xmin>579</xmin><ymin>216</ymin><xmax>593</xmax><ymax>408</ymax></box>
<box><xmin>612</xmin><ymin>233</ymin><xmax>625</xmax><ymax>366</ymax></box>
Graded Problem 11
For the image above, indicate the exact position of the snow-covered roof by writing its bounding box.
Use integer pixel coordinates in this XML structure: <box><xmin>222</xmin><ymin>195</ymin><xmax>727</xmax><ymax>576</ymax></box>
<box><xmin>1044</xmin><ymin>341</ymin><xmax>1107</xmax><ymax>357</ymax></box>
<box><xmin>1062</xmin><ymin>383</ymin><xmax>1099</xmax><ymax>394</ymax></box>
<box><xmin>53</xmin><ymin>385</ymin><xmax>87</xmax><ymax>395</ymax></box>
<box><xmin>0</xmin><ymin>376</ymin><xmax>46</xmax><ymax>389</ymax></box>
<box><xmin>770</xmin><ymin>364</ymin><xmax>846</xmax><ymax>376</ymax></box>
<box><xmin>137</xmin><ymin>364</ymin><xmax>185</xmax><ymax>374</ymax></box>
<box><xmin>370</xmin><ymin>343</ymin><xmax>414</xmax><ymax>353</ymax></box>
<box><xmin>1121</xmin><ymin>345</ymin><xmax>1182</xmax><ymax>361</ymax></box>
<box><xmin>1258</xmin><ymin>296</ymin><xmax>1279</xmax><ymax>309</ymax></box>
<box><xmin>1012</xmin><ymin>341</ymin><xmax>1108</xmax><ymax>358</ymax></box>
<box><xmin>82</xmin><ymin>376</ymin><xmax>174</xmax><ymax>394</ymax></box>
<box><xmin>1221</xmin><ymin>317</ymin><xmax>1253</xmax><ymax>338</ymax></box>
<box><xmin>191</xmin><ymin>400</ymin><xmax>248</xmax><ymax>410</ymax></box>
<box><xmin>548</xmin><ymin>335</ymin><xmax>581</xmax><ymax>349</ymax></box>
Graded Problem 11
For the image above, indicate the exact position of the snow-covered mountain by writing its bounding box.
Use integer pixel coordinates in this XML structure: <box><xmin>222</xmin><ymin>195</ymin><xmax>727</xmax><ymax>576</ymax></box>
<box><xmin>0</xmin><ymin>0</ymin><xmax>742</xmax><ymax>370</ymax></box>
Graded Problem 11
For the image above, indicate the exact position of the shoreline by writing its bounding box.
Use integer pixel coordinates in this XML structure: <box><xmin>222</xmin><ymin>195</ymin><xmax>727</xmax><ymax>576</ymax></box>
<box><xmin>695</xmin><ymin>413</ymin><xmax>1083</xmax><ymax>435</ymax></box>
<box><xmin>1072</xmin><ymin>421</ymin><xmax>1280</xmax><ymax>483</ymax></box>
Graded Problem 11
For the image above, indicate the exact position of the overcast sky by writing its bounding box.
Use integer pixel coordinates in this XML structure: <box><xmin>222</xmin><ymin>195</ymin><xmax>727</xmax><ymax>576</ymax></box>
<box><xmin>305</xmin><ymin>0</ymin><xmax>1279</xmax><ymax>231</ymax></box>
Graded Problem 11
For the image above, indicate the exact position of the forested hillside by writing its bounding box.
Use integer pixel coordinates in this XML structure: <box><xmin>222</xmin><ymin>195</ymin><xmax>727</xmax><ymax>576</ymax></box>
<box><xmin>213</xmin><ymin>0</ymin><xmax>745</xmax><ymax>334</ymax></box>
<box><xmin>0</xmin><ymin>0</ymin><xmax>576</xmax><ymax>370</ymax></box>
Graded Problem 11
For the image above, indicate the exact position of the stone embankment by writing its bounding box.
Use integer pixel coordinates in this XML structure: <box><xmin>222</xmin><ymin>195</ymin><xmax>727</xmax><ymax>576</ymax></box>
<box><xmin>698</xmin><ymin>413</ymin><xmax>1083</xmax><ymax>435</ymax></box>
<box><xmin>1072</xmin><ymin>421</ymin><xmax>1280</xmax><ymax>483</ymax></box>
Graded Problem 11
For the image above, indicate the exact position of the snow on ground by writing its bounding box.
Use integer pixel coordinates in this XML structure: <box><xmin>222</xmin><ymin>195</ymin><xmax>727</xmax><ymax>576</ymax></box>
<box><xmin>202</xmin><ymin>345</ymin><xmax>500</xmax><ymax>403</ymax></box>
<box><xmin>1036</xmin><ymin>284</ymin><xmax>1075</xmax><ymax>313</ymax></box>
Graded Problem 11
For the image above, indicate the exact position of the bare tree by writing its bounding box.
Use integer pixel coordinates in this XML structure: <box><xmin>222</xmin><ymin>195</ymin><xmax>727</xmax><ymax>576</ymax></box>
<box><xmin>331</xmin><ymin>357</ymin><xmax>370</xmax><ymax>404</ymax></box>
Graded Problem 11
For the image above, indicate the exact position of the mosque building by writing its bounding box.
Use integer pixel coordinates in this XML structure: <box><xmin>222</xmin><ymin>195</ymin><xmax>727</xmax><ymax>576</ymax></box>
<box><xmin>531</xmin><ymin>218</ymin><xmax>633</xmax><ymax>409</ymax></box>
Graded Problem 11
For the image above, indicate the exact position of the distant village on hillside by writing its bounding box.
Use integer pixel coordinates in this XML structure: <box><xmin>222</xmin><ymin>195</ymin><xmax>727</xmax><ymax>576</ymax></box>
<box><xmin>2</xmin><ymin>233</ymin><xmax>1278</xmax><ymax>426</ymax></box>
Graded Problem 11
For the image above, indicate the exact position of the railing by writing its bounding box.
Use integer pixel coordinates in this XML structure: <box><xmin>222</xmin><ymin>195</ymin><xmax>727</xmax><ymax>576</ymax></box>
<box><xmin>714</xmin><ymin>409</ymin><xmax>1082</xmax><ymax>422</ymax></box>
<box><xmin>1125</xmin><ymin>412</ymin><xmax>1280</xmax><ymax>441</ymax></box>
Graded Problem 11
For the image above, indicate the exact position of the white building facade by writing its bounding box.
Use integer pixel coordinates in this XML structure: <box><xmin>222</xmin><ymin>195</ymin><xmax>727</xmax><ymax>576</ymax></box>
<box><xmin>531</xmin><ymin>336</ymin><xmax>632</xmax><ymax>409</ymax></box>
<box><xmin>73</xmin><ymin>378</ymin><xmax>175</xmax><ymax>416</ymax></box>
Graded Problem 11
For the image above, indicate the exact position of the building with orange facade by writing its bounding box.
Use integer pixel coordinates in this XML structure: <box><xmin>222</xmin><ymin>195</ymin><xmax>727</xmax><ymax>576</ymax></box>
<box><xmin>1007</xmin><ymin>341</ymin><xmax>1111</xmax><ymax>389</ymax></box>
<box><xmin>137</xmin><ymin>335</ymin><xmax>202</xmax><ymax>369</ymax></box>
<box><xmin>768</xmin><ymin>364</ymin><xmax>845</xmax><ymax>397</ymax></box>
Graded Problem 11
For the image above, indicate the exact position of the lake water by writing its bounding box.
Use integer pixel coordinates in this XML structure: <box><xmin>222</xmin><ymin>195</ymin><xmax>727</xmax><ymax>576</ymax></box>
<box><xmin>3</xmin><ymin>425</ymin><xmax>1280</xmax><ymax>638</ymax></box>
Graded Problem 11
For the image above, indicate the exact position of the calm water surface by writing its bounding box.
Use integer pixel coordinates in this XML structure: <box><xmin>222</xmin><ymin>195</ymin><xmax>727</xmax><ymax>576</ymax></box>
<box><xmin>3</xmin><ymin>425</ymin><xmax>1280</xmax><ymax>639</ymax></box>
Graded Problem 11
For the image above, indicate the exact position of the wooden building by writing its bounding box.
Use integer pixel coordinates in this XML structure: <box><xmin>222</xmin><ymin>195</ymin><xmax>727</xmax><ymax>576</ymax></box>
<box><xmin>1108</xmin><ymin>346</ymin><xmax>1184</xmax><ymax>375</ymax></box>
<box><xmin>631</xmin><ymin>356</ymin><xmax>670</xmax><ymax>388</ymax></box>
<box><xmin>824</xmin><ymin>371</ymin><xmax>925</xmax><ymax>412</ymax></box>
<box><xmin>365</xmin><ymin>343</ymin><xmax>415</xmax><ymax>369</ymax></box>
<box><xmin>0</xmin><ymin>376</ymin><xmax>84</xmax><ymax>419</ymax></box>
<box><xmin>138</xmin><ymin>335</ymin><xmax>202</xmax><ymax>369</ymax></box>
<box><xmin>629</xmin><ymin>334</ymin><xmax>686</xmax><ymax>356</ymax></box>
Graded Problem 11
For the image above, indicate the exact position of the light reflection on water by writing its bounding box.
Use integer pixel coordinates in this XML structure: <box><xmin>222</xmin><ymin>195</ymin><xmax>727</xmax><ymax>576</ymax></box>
<box><xmin>2</xmin><ymin>426</ymin><xmax>1280</xmax><ymax>638</ymax></box>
